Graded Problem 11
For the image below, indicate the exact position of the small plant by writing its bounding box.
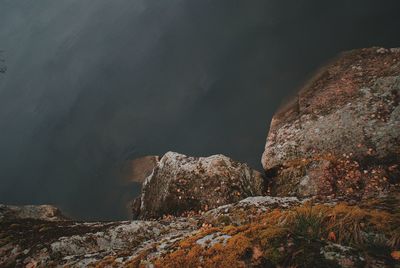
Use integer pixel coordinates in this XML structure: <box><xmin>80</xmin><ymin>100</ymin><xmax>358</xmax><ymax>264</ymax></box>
<box><xmin>151</xmin><ymin>197</ymin><xmax>400</xmax><ymax>268</ymax></box>
<box><xmin>289</xmin><ymin>205</ymin><xmax>326</xmax><ymax>241</ymax></box>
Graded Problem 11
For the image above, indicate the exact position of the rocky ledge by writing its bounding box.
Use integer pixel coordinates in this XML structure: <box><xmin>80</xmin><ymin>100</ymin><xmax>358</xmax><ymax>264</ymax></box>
<box><xmin>0</xmin><ymin>204</ymin><xmax>67</xmax><ymax>222</ymax></box>
<box><xmin>1</xmin><ymin>194</ymin><xmax>399</xmax><ymax>267</ymax></box>
<box><xmin>1</xmin><ymin>47</ymin><xmax>399</xmax><ymax>267</ymax></box>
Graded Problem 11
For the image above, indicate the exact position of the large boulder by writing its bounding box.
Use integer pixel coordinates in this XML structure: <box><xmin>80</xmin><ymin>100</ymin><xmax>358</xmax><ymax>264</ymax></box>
<box><xmin>133</xmin><ymin>152</ymin><xmax>265</xmax><ymax>219</ymax></box>
<box><xmin>262</xmin><ymin>47</ymin><xmax>400</xmax><ymax>199</ymax></box>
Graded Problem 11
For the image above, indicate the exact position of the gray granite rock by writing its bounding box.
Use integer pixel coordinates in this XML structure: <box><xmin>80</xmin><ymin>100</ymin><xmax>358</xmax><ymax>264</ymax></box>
<box><xmin>134</xmin><ymin>152</ymin><xmax>266</xmax><ymax>219</ymax></box>
<box><xmin>262</xmin><ymin>48</ymin><xmax>400</xmax><ymax>199</ymax></box>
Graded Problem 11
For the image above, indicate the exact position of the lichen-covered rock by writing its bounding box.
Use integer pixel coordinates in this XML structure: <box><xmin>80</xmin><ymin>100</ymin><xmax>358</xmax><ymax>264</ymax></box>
<box><xmin>134</xmin><ymin>152</ymin><xmax>265</xmax><ymax>219</ymax></box>
<box><xmin>203</xmin><ymin>196</ymin><xmax>304</xmax><ymax>226</ymax></box>
<box><xmin>0</xmin><ymin>204</ymin><xmax>67</xmax><ymax>221</ymax></box>
<box><xmin>150</xmin><ymin>194</ymin><xmax>400</xmax><ymax>268</ymax></box>
<box><xmin>2</xmin><ymin>194</ymin><xmax>399</xmax><ymax>267</ymax></box>
<box><xmin>0</xmin><ymin>212</ymin><xmax>197</xmax><ymax>267</ymax></box>
<box><xmin>321</xmin><ymin>243</ymin><xmax>365</xmax><ymax>267</ymax></box>
<box><xmin>262</xmin><ymin>47</ymin><xmax>400</xmax><ymax>199</ymax></box>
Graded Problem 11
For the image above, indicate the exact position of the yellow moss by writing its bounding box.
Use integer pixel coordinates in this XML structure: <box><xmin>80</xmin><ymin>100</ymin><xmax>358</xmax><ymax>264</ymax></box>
<box><xmin>123</xmin><ymin>249</ymin><xmax>152</xmax><ymax>268</ymax></box>
<box><xmin>260</xmin><ymin>209</ymin><xmax>286</xmax><ymax>225</ymax></box>
<box><xmin>154</xmin><ymin>229</ymin><xmax>252</xmax><ymax>267</ymax></box>
<box><xmin>178</xmin><ymin>239</ymin><xmax>193</xmax><ymax>249</ymax></box>
<box><xmin>222</xmin><ymin>224</ymin><xmax>237</xmax><ymax>234</ymax></box>
<box><xmin>223</xmin><ymin>224</ymin><xmax>247</xmax><ymax>235</ymax></box>
<box><xmin>280</xmin><ymin>201</ymin><xmax>400</xmax><ymax>247</ymax></box>
<box><xmin>257</xmin><ymin>227</ymin><xmax>287</xmax><ymax>247</ymax></box>
<box><xmin>152</xmin><ymin>199</ymin><xmax>400</xmax><ymax>267</ymax></box>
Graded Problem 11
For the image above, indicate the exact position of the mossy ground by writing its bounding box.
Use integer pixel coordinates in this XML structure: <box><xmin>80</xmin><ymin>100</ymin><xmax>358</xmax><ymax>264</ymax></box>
<box><xmin>123</xmin><ymin>194</ymin><xmax>400</xmax><ymax>268</ymax></box>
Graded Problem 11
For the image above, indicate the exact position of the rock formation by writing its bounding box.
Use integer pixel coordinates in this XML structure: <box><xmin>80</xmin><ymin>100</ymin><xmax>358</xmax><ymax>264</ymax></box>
<box><xmin>1</xmin><ymin>47</ymin><xmax>400</xmax><ymax>267</ymax></box>
<box><xmin>262</xmin><ymin>47</ymin><xmax>400</xmax><ymax>199</ymax></box>
<box><xmin>132</xmin><ymin>151</ymin><xmax>265</xmax><ymax>219</ymax></box>
<box><xmin>0</xmin><ymin>204</ymin><xmax>67</xmax><ymax>222</ymax></box>
<box><xmin>2</xmin><ymin>194</ymin><xmax>399</xmax><ymax>267</ymax></box>
<box><xmin>0</xmin><ymin>211</ymin><xmax>198</xmax><ymax>267</ymax></box>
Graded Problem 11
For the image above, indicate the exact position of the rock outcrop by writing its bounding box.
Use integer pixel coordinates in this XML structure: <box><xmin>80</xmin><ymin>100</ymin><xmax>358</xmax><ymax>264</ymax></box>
<box><xmin>0</xmin><ymin>211</ymin><xmax>198</xmax><ymax>267</ymax></box>
<box><xmin>0</xmin><ymin>204</ymin><xmax>67</xmax><ymax>221</ymax></box>
<box><xmin>262</xmin><ymin>47</ymin><xmax>400</xmax><ymax>199</ymax></box>
<box><xmin>2</xmin><ymin>47</ymin><xmax>400</xmax><ymax>268</ymax></box>
<box><xmin>3</xmin><ymin>194</ymin><xmax>398</xmax><ymax>267</ymax></box>
<box><xmin>152</xmin><ymin>192</ymin><xmax>400</xmax><ymax>268</ymax></box>
<box><xmin>202</xmin><ymin>196</ymin><xmax>303</xmax><ymax>226</ymax></box>
<box><xmin>133</xmin><ymin>152</ymin><xmax>265</xmax><ymax>219</ymax></box>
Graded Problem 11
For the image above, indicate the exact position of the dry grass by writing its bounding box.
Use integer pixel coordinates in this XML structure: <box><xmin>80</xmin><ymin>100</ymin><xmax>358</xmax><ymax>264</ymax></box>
<box><xmin>150</xmin><ymin>197</ymin><xmax>400</xmax><ymax>268</ymax></box>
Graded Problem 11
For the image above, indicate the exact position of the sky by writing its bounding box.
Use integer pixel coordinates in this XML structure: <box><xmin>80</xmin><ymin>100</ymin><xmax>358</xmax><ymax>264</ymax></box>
<box><xmin>0</xmin><ymin>0</ymin><xmax>400</xmax><ymax>220</ymax></box>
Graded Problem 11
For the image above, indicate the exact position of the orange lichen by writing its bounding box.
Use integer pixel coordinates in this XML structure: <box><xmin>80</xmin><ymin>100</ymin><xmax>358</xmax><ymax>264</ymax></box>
<box><xmin>327</xmin><ymin>231</ymin><xmax>336</xmax><ymax>241</ymax></box>
<box><xmin>392</xmin><ymin>251</ymin><xmax>400</xmax><ymax>260</ymax></box>
<box><xmin>151</xmin><ymin>198</ymin><xmax>400</xmax><ymax>268</ymax></box>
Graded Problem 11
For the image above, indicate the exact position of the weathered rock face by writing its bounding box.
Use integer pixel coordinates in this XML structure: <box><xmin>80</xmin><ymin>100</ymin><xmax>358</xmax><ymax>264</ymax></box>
<box><xmin>133</xmin><ymin>152</ymin><xmax>265</xmax><ymax>219</ymax></box>
<box><xmin>0</xmin><ymin>212</ymin><xmax>198</xmax><ymax>267</ymax></box>
<box><xmin>0</xmin><ymin>204</ymin><xmax>67</xmax><ymax>221</ymax></box>
<box><xmin>0</xmin><ymin>197</ymin><xmax>302</xmax><ymax>267</ymax></box>
<box><xmin>202</xmin><ymin>196</ymin><xmax>303</xmax><ymax>226</ymax></box>
<box><xmin>262</xmin><ymin>47</ymin><xmax>400</xmax><ymax>199</ymax></box>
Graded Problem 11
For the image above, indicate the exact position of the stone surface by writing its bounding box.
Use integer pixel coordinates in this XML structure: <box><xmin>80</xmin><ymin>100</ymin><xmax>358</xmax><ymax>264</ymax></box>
<box><xmin>202</xmin><ymin>196</ymin><xmax>304</xmax><ymax>226</ymax></box>
<box><xmin>2</xmin><ymin>194</ymin><xmax>399</xmax><ymax>267</ymax></box>
<box><xmin>262</xmin><ymin>47</ymin><xmax>400</xmax><ymax>199</ymax></box>
<box><xmin>0</xmin><ymin>204</ymin><xmax>67</xmax><ymax>221</ymax></box>
<box><xmin>2</xmin><ymin>197</ymin><xmax>301</xmax><ymax>267</ymax></box>
<box><xmin>321</xmin><ymin>243</ymin><xmax>364</xmax><ymax>268</ymax></box>
<box><xmin>0</xmin><ymin>212</ymin><xmax>198</xmax><ymax>267</ymax></box>
<box><xmin>133</xmin><ymin>151</ymin><xmax>265</xmax><ymax>219</ymax></box>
